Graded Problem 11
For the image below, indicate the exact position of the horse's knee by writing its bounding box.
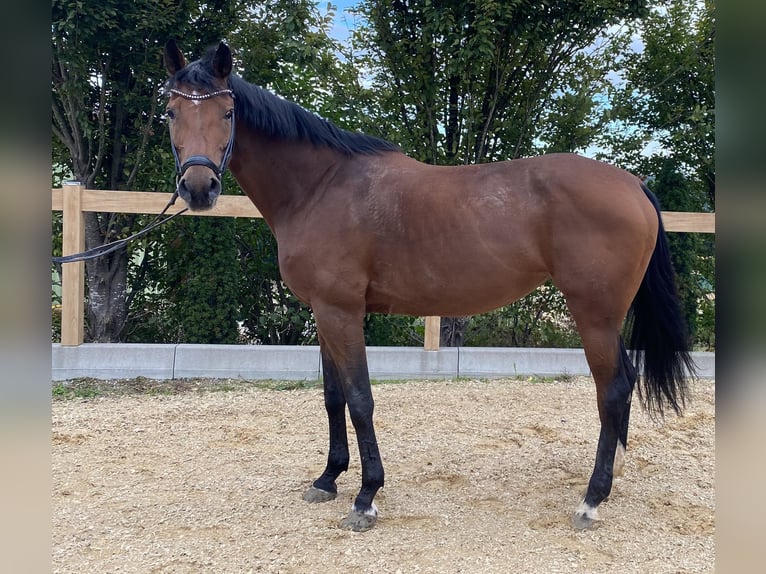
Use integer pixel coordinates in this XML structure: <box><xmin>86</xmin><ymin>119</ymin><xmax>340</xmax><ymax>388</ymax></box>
<box><xmin>345</xmin><ymin>392</ymin><xmax>375</xmax><ymax>429</ymax></box>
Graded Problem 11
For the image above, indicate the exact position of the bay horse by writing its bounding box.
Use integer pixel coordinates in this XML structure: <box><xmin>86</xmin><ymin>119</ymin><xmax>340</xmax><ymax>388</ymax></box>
<box><xmin>163</xmin><ymin>40</ymin><xmax>695</xmax><ymax>532</ymax></box>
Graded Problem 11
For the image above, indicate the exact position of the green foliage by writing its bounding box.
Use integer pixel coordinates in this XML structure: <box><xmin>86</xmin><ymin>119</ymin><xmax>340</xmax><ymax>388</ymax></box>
<box><xmin>129</xmin><ymin>0</ymin><xmax>371</xmax><ymax>346</ymax></box>
<box><xmin>355</xmin><ymin>0</ymin><xmax>648</xmax><ymax>164</ymax></box>
<box><xmin>600</xmin><ymin>0</ymin><xmax>715</xmax><ymax>206</ymax></box>
<box><xmin>52</xmin><ymin>0</ymin><xmax>245</xmax><ymax>341</ymax></box>
<box><xmin>52</xmin><ymin>0</ymin><xmax>715</xmax><ymax>351</ymax></box>
<box><xmin>597</xmin><ymin>0</ymin><xmax>715</xmax><ymax>350</ymax></box>
<box><xmin>364</xmin><ymin>314</ymin><xmax>424</xmax><ymax>346</ymax></box>
<box><xmin>355</xmin><ymin>0</ymin><xmax>652</xmax><ymax>347</ymax></box>
<box><xmin>162</xmin><ymin>217</ymin><xmax>241</xmax><ymax>344</ymax></box>
<box><xmin>52</xmin><ymin>381</ymin><xmax>102</xmax><ymax>400</ymax></box>
<box><xmin>649</xmin><ymin>158</ymin><xmax>715</xmax><ymax>350</ymax></box>
<box><xmin>52</xmin><ymin>305</ymin><xmax>62</xmax><ymax>343</ymax></box>
<box><xmin>51</xmin><ymin>0</ymin><xmax>349</xmax><ymax>345</ymax></box>
<box><xmin>124</xmin><ymin>215</ymin><xmax>243</xmax><ymax>344</ymax></box>
<box><xmin>236</xmin><ymin>219</ymin><xmax>316</xmax><ymax>345</ymax></box>
<box><xmin>465</xmin><ymin>283</ymin><xmax>582</xmax><ymax>348</ymax></box>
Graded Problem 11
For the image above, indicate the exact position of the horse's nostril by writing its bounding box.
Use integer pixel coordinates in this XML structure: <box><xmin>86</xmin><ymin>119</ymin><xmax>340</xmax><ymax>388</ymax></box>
<box><xmin>177</xmin><ymin>178</ymin><xmax>190</xmax><ymax>197</ymax></box>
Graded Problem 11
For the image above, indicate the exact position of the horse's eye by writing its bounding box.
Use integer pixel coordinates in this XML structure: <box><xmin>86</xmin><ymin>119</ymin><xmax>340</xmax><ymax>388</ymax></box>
<box><xmin>166</xmin><ymin>109</ymin><xmax>176</xmax><ymax>120</ymax></box>
<box><xmin>224</xmin><ymin>109</ymin><xmax>233</xmax><ymax>120</ymax></box>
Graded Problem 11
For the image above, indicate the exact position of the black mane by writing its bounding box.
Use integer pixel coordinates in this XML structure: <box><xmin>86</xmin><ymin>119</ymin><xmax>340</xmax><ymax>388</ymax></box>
<box><xmin>166</xmin><ymin>46</ymin><xmax>400</xmax><ymax>156</ymax></box>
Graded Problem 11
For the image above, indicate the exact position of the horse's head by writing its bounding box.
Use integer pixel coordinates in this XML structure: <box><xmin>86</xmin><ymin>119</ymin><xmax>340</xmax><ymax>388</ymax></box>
<box><xmin>163</xmin><ymin>40</ymin><xmax>235</xmax><ymax>210</ymax></box>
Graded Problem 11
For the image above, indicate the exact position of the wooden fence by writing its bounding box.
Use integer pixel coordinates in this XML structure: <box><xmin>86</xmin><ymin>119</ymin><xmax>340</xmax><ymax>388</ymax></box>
<box><xmin>52</xmin><ymin>182</ymin><xmax>716</xmax><ymax>348</ymax></box>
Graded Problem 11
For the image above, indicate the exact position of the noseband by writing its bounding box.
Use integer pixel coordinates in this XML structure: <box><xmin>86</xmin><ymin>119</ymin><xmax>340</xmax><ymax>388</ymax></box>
<box><xmin>166</xmin><ymin>88</ymin><xmax>236</xmax><ymax>183</ymax></box>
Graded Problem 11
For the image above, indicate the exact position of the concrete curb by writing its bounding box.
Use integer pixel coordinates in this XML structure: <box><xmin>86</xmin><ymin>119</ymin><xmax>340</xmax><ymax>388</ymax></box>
<box><xmin>52</xmin><ymin>344</ymin><xmax>714</xmax><ymax>381</ymax></box>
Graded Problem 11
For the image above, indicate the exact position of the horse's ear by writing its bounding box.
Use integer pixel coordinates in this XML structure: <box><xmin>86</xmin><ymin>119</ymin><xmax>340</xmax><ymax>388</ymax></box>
<box><xmin>164</xmin><ymin>39</ymin><xmax>186</xmax><ymax>76</ymax></box>
<box><xmin>211</xmin><ymin>42</ymin><xmax>233</xmax><ymax>79</ymax></box>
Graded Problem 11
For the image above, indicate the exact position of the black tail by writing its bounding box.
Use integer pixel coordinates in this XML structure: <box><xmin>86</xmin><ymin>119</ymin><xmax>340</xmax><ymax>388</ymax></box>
<box><xmin>625</xmin><ymin>184</ymin><xmax>697</xmax><ymax>418</ymax></box>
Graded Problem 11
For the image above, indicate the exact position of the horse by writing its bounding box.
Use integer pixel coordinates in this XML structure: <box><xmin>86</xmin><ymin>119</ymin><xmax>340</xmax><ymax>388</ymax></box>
<box><xmin>162</xmin><ymin>40</ymin><xmax>696</xmax><ymax>532</ymax></box>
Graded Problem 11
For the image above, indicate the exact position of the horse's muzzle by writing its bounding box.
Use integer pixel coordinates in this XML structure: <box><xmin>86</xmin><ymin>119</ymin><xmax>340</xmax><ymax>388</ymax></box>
<box><xmin>176</xmin><ymin>167</ymin><xmax>221</xmax><ymax>211</ymax></box>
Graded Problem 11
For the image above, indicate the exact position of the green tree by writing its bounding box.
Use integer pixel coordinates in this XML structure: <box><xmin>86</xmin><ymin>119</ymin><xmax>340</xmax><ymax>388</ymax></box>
<box><xmin>52</xmin><ymin>0</ymin><xmax>241</xmax><ymax>341</ymax></box>
<box><xmin>230</xmin><ymin>1</ymin><xmax>350</xmax><ymax>345</ymax></box>
<box><xmin>464</xmin><ymin>282</ymin><xmax>581</xmax><ymax>348</ymax></box>
<box><xmin>165</xmin><ymin>217</ymin><xmax>241</xmax><ymax>343</ymax></box>
<box><xmin>355</xmin><ymin>0</ymin><xmax>648</xmax><ymax>164</ymax></box>
<box><xmin>646</xmin><ymin>158</ymin><xmax>715</xmax><ymax>350</ymax></box>
<box><xmin>599</xmin><ymin>0</ymin><xmax>715</xmax><ymax>349</ymax></box>
<box><xmin>52</xmin><ymin>0</ymin><xmax>348</xmax><ymax>346</ymax></box>
<box><xmin>235</xmin><ymin>218</ymin><xmax>316</xmax><ymax>345</ymax></box>
<box><xmin>230</xmin><ymin>1</ymin><xmax>424</xmax><ymax>346</ymax></box>
<box><xmin>603</xmin><ymin>0</ymin><xmax>714</xmax><ymax>206</ymax></box>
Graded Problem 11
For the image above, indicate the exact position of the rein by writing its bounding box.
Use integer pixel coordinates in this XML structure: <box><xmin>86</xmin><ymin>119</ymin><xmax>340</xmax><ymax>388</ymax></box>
<box><xmin>52</xmin><ymin>192</ymin><xmax>188</xmax><ymax>264</ymax></box>
<box><xmin>166</xmin><ymin>87</ymin><xmax>236</xmax><ymax>184</ymax></box>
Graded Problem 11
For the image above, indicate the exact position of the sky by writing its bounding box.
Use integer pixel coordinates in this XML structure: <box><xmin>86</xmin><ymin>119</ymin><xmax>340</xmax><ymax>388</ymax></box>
<box><xmin>325</xmin><ymin>0</ymin><xmax>358</xmax><ymax>44</ymax></box>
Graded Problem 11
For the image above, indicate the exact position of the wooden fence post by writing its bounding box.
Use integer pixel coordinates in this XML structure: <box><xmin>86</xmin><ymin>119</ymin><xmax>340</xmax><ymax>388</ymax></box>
<box><xmin>60</xmin><ymin>182</ymin><xmax>85</xmax><ymax>346</ymax></box>
<box><xmin>424</xmin><ymin>316</ymin><xmax>441</xmax><ymax>350</ymax></box>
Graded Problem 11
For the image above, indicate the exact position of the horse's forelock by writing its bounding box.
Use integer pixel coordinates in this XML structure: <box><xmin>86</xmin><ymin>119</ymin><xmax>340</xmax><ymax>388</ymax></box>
<box><xmin>166</xmin><ymin>50</ymin><xmax>221</xmax><ymax>92</ymax></box>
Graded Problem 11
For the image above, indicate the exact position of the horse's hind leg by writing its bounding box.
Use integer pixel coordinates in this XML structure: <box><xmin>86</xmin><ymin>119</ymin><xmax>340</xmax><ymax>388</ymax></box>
<box><xmin>303</xmin><ymin>348</ymin><xmax>350</xmax><ymax>503</ymax></box>
<box><xmin>571</xmin><ymin>324</ymin><xmax>638</xmax><ymax>530</ymax></box>
<box><xmin>614</xmin><ymin>343</ymin><xmax>637</xmax><ymax>478</ymax></box>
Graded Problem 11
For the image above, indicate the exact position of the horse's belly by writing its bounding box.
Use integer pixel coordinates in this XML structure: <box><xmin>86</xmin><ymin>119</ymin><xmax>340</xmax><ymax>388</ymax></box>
<box><xmin>365</xmin><ymin>267</ymin><xmax>549</xmax><ymax>317</ymax></box>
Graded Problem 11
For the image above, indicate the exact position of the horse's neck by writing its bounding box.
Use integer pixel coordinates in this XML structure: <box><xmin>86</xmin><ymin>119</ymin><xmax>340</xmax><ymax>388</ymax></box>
<box><xmin>229</xmin><ymin>128</ymin><xmax>342</xmax><ymax>228</ymax></box>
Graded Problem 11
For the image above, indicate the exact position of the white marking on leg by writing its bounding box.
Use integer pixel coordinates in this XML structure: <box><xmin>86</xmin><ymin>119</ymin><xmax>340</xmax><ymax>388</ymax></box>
<box><xmin>613</xmin><ymin>440</ymin><xmax>626</xmax><ymax>477</ymax></box>
<box><xmin>351</xmin><ymin>501</ymin><xmax>378</xmax><ymax>517</ymax></box>
<box><xmin>575</xmin><ymin>500</ymin><xmax>600</xmax><ymax>523</ymax></box>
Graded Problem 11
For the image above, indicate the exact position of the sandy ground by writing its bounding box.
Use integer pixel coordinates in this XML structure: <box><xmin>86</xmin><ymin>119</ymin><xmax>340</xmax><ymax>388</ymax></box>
<box><xmin>52</xmin><ymin>376</ymin><xmax>714</xmax><ymax>573</ymax></box>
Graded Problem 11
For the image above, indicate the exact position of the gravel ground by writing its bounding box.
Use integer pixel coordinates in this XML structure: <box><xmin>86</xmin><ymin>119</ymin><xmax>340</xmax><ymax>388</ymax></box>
<box><xmin>52</xmin><ymin>376</ymin><xmax>715</xmax><ymax>573</ymax></box>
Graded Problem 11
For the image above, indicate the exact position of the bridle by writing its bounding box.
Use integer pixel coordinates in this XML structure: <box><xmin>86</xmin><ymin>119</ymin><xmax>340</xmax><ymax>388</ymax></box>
<box><xmin>166</xmin><ymin>87</ymin><xmax>236</xmax><ymax>185</ymax></box>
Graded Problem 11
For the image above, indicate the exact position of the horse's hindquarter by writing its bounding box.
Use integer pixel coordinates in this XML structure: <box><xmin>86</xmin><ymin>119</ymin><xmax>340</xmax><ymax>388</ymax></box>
<box><xmin>531</xmin><ymin>155</ymin><xmax>659</xmax><ymax>303</ymax></box>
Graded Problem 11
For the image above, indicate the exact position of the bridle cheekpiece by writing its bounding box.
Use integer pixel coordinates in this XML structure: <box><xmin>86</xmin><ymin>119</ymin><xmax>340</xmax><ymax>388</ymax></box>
<box><xmin>166</xmin><ymin>87</ymin><xmax>236</xmax><ymax>184</ymax></box>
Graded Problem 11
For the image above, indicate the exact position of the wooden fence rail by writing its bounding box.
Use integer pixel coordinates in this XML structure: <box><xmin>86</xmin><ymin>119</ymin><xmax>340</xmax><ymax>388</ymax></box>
<box><xmin>52</xmin><ymin>183</ymin><xmax>716</xmax><ymax>348</ymax></box>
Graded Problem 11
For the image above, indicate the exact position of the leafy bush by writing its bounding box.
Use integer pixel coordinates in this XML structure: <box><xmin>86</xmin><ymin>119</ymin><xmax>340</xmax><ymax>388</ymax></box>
<box><xmin>464</xmin><ymin>282</ymin><xmax>581</xmax><ymax>348</ymax></box>
<box><xmin>52</xmin><ymin>305</ymin><xmax>62</xmax><ymax>343</ymax></box>
<box><xmin>236</xmin><ymin>219</ymin><xmax>317</xmax><ymax>345</ymax></box>
<box><xmin>364</xmin><ymin>314</ymin><xmax>423</xmax><ymax>346</ymax></box>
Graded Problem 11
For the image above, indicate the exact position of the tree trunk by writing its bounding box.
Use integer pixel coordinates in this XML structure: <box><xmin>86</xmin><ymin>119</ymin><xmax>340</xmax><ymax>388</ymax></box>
<box><xmin>83</xmin><ymin>211</ymin><xmax>129</xmax><ymax>342</ymax></box>
<box><xmin>440</xmin><ymin>316</ymin><xmax>469</xmax><ymax>347</ymax></box>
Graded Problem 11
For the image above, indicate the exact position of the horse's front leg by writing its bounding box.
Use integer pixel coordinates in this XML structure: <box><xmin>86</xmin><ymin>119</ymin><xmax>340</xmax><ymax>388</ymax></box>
<box><xmin>340</xmin><ymin>361</ymin><xmax>383</xmax><ymax>532</ymax></box>
<box><xmin>303</xmin><ymin>348</ymin><xmax>350</xmax><ymax>503</ymax></box>
<box><xmin>309</xmin><ymin>303</ymin><xmax>384</xmax><ymax>532</ymax></box>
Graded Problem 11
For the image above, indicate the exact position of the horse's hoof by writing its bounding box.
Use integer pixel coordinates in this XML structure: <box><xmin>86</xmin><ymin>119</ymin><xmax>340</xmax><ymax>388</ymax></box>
<box><xmin>339</xmin><ymin>503</ymin><xmax>378</xmax><ymax>532</ymax></box>
<box><xmin>572</xmin><ymin>512</ymin><xmax>599</xmax><ymax>530</ymax></box>
<box><xmin>572</xmin><ymin>501</ymin><xmax>601</xmax><ymax>530</ymax></box>
<box><xmin>302</xmin><ymin>486</ymin><xmax>337</xmax><ymax>503</ymax></box>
